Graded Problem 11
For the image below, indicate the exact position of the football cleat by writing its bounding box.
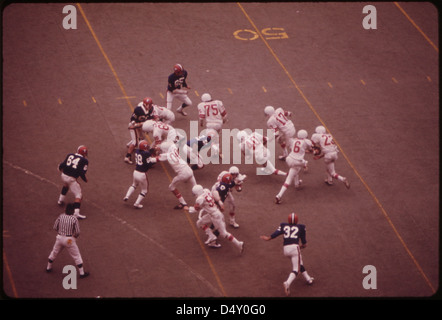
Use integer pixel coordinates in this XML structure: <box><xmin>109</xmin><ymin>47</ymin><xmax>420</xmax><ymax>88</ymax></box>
<box><xmin>283</xmin><ymin>282</ymin><xmax>290</xmax><ymax>296</ymax></box>
<box><xmin>275</xmin><ymin>195</ymin><xmax>282</xmax><ymax>204</ymax></box>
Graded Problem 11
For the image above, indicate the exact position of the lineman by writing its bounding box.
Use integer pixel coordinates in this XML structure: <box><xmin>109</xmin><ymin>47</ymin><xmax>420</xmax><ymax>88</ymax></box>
<box><xmin>123</xmin><ymin>140</ymin><xmax>155</xmax><ymax>209</ymax></box>
<box><xmin>57</xmin><ymin>145</ymin><xmax>89</xmax><ymax>219</ymax></box>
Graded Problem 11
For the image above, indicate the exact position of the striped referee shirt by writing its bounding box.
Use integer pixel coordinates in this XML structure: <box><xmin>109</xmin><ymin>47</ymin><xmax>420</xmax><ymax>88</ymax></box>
<box><xmin>54</xmin><ymin>213</ymin><xmax>80</xmax><ymax>237</ymax></box>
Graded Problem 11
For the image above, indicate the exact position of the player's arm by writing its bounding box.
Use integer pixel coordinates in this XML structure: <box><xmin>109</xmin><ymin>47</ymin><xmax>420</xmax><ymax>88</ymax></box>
<box><xmin>260</xmin><ymin>226</ymin><xmax>283</xmax><ymax>241</ymax></box>
<box><xmin>79</xmin><ymin>167</ymin><xmax>88</xmax><ymax>183</ymax></box>
<box><xmin>212</xmin><ymin>189</ymin><xmax>224</xmax><ymax>211</ymax></box>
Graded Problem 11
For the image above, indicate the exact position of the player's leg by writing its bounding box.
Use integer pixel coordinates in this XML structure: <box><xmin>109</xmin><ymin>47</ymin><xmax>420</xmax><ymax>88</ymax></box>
<box><xmin>169</xmin><ymin>174</ymin><xmax>188</xmax><ymax>209</ymax></box>
<box><xmin>197</xmin><ymin>213</ymin><xmax>219</xmax><ymax>247</ymax></box>
<box><xmin>325</xmin><ymin>154</ymin><xmax>350</xmax><ymax>188</ymax></box>
<box><xmin>58</xmin><ymin>182</ymin><xmax>69</xmax><ymax>206</ymax></box>
<box><xmin>166</xmin><ymin>90</ymin><xmax>174</xmax><ymax>110</ymax></box>
<box><xmin>213</xmin><ymin>214</ymin><xmax>244</xmax><ymax>254</ymax></box>
<box><xmin>133</xmin><ymin>172</ymin><xmax>148</xmax><ymax>209</ymax></box>
<box><xmin>124</xmin><ymin>171</ymin><xmax>138</xmax><ymax>201</ymax></box>
<box><xmin>292</xmin><ymin>164</ymin><xmax>303</xmax><ymax>189</ymax></box>
<box><xmin>226</xmin><ymin>193</ymin><xmax>239</xmax><ymax>228</ymax></box>
<box><xmin>125</xmin><ymin>128</ymin><xmax>138</xmax><ymax>164</ymax></box>
<box><xmin>176</xmin><ymin>95</ymin><xmax>192</xmax><ymax>116</ymax></box>
<box><xmin>70</xmin><ymin>180</ymin><xmax>85</xmax><ymax>219</ymax></box>
<box><xmin>283</xmin><ymin>245</ymin><xmax>300</xmax><ymax>295</ymax></box>
<box><xmin>275</xmin><ymin>168</ymin><xmax>295</xmax><ymax>203</ymax></box>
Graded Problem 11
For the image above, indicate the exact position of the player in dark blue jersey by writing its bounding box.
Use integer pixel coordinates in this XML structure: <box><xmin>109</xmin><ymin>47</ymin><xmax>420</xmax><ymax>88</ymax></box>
<box><xmin>186</xmin><ymin>134</ymin><xmax>212</xmax><ymax>170</ymax></box>
<box><xmin>125</xmin><ymin>97</ymin><xmax>155</xmax><ymax>164</ymax></box>
<box><xmin>124</xmin><ymin>140</ymin><xmax>156</xmax><ymax>209</ymax></box>
<box><xmin>58</xmin><ymin>145</ymin><xmax>89</xmax><ymax>219</ymax></box>
<box><xmin>261</xmin><ymin>213</ymin><xmax>314</xmax><ymax>295</ymax></box>
<box><xmin>166</xmin><ymin>64</ymin><xmax>192</xmax><ymax>116</ymax></box>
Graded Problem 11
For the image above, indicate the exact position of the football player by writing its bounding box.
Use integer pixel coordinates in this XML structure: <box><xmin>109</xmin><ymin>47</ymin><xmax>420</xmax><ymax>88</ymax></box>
<box><xmin>166</xmin><ymin>64</ymin><xmax>192</xmax><ymax>116</ymax></box>
<box><xmin>57</xmin><ymin>145</ymin><xmax>89</xmax><ymax>219</ymax></box>
<box><xmin>125</xmin><ymin>97</ymin><xmax>155</xmax><ymax>164</ymax></box>
<box><xmin>124</xmin><ymin>140</ymin><xmax>155</xmax><ymax>209</ymax></box>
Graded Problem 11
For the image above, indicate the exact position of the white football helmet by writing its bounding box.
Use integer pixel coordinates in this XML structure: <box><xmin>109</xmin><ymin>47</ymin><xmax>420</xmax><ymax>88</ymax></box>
<box><xmin>192</xmin><ymin>185</ymin><xmax>204</xmax><ymax>197</ymax></box>
<box><xmin>160</xmin><ymin>141</ymin><xmax>173</xmax><ymax>153</ymax></box>
<box><xmin>229</xmin><ymin>166</ymin><xmax>239</xmax><ymax>175</ymax></box>
<box><xmin>142</xmin><ymin>119</ymin><xmax>155</xmax><ymax>133</ymax></box>
<box><xmin>236</xmin><ymin>130</ymin><xmax>249</xmax><ymax>142</ymax></box>
<box><xmin>264</xmin><ymin>106</ymin><xmax>275</xmax><ymax>116</ymax></box>
<box><xmin>297</xmin><ymin>129</ymin><xmax>308</xmax><ymax>139</ymax></box>
<box><xmin>201</xmin><ymin>93</ymin><xmax>212</xmax><ymax>102</ymax></box>
<box><xmin>315</xmin><ymin>126</ymin><xmax>326</xmax><ymax>134</ymax></box>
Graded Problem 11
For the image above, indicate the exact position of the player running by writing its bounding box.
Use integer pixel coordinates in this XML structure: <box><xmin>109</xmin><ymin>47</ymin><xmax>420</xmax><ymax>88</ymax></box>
<box><xmin>264</xmin><ymin>106</ymin><xmax>296</xmax><ymax>160</ymax></box>
<box><xmin>189</xmin><ymin>184</ymin><xmax>244</xmax><ymax>254</ymax></box>
<box><xmin>311</xmin><ymin>125</ymin><xmax>350</xmax><ymax>188</ymax></box>
<box><xmin>261</xmin><ymin>213</ymin><xmax>314</xmax><ymax>296</ymax></box>
<box><xmin>237</xmin><ymin>130</ymin><xmax>287</xmax><ymax>176</ymax></box>
<box><xmin>275</xmin><ymin>129</ymin><xmax>312</xmax><ymax>204</ymax></box>
<box><xmin>211</xmin><ymin>167</ymin><xmax>247</xmax><ymax>228</ymax></box>
<box><xmin>166</xmin><ymin>63</ymin><xmax>192</xmax><ymax>116</ymax></box>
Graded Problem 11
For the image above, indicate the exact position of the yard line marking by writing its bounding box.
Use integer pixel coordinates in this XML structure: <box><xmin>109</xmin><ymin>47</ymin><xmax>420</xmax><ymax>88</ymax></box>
<box><xmin>3</xmin><ymin>251</ymin><xmax>18</xmax><ymax>298</ymax></box>
<box><xmin>116</xmin><ymin>96</ymin><xmax>136</xmax><ymax>100</ymax></box>
<box><xmin>394</xmin><ymin>2</ymin><xmax>438</xmax><ymax>52</ymax></box>
<box><xmin>76</xmin><ymin>3</ymin><xmax>133</xmax><ymax>110</ymax></box>
<box><xmin>237</xmin><ymin>2</ymin><xmax>436</xmax><ymax>294</ymax></box>
<box><xmin>76</xmin><ymin>3</ymin><xmax>227</xmax><ymax>296</ymax></box>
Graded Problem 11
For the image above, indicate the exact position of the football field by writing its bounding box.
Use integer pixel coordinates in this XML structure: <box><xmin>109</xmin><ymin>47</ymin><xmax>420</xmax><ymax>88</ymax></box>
<box><xmin>2</xmin><ymin>2</ymin><xmax>439</xmax><ymax>303</ymax></box>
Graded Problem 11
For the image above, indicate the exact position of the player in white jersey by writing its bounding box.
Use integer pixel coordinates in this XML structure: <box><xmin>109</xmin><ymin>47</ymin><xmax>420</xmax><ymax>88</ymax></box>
<box><xmin>264</xmin><ymin>106</ymin><xmax>296</xmax><ymax>160</ymax></box>
<box><xmin>237</xmin><ymin>130</ymin><xmax>287</xmax><ymax>176</ymax></box>
<box><xmin>311</xmin><ymin>126</ymin><xmax>350</xmax><ymax>188</ymax></box>
<box><xmin>275</xmin><ymin>130</ymin><xmax>312</xmax><ymax>204</ymax></box>
<box><xmin>142</xmin><ymin>119</ymin><xmax>180</xmax><ymax>147</ymax></box>
<box><xmin>188</xmin><ymin>185</ymin><xmax>244</xmax><ymax>254</ymax></box>
<box><xmin>152</xmin><ymin>104</ymin><xmax>175</xmax><ymax>125</ymax></box>
<box><xmin>197</xmin><ymin>93</ymin><xmax>227</xmax><ymax>132</ymax></box>
<box><xmin>149</xmin><ymin>141</ymin><xmax>197</xmax><ymax>209</ymax></box>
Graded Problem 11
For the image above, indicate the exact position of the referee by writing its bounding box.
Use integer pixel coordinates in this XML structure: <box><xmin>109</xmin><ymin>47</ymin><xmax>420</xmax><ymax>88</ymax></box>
<box><xmin>46</xmin><ymin>203</ymin><xmax>89</xmax><ymax>278</ymax></box>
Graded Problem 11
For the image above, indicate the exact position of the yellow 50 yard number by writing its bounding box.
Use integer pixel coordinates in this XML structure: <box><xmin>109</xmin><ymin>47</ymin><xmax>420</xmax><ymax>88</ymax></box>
<box><xmin>233</xmin><ymin>27</ymin><xmax>288</xmax><ymax>41</ymax></box>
